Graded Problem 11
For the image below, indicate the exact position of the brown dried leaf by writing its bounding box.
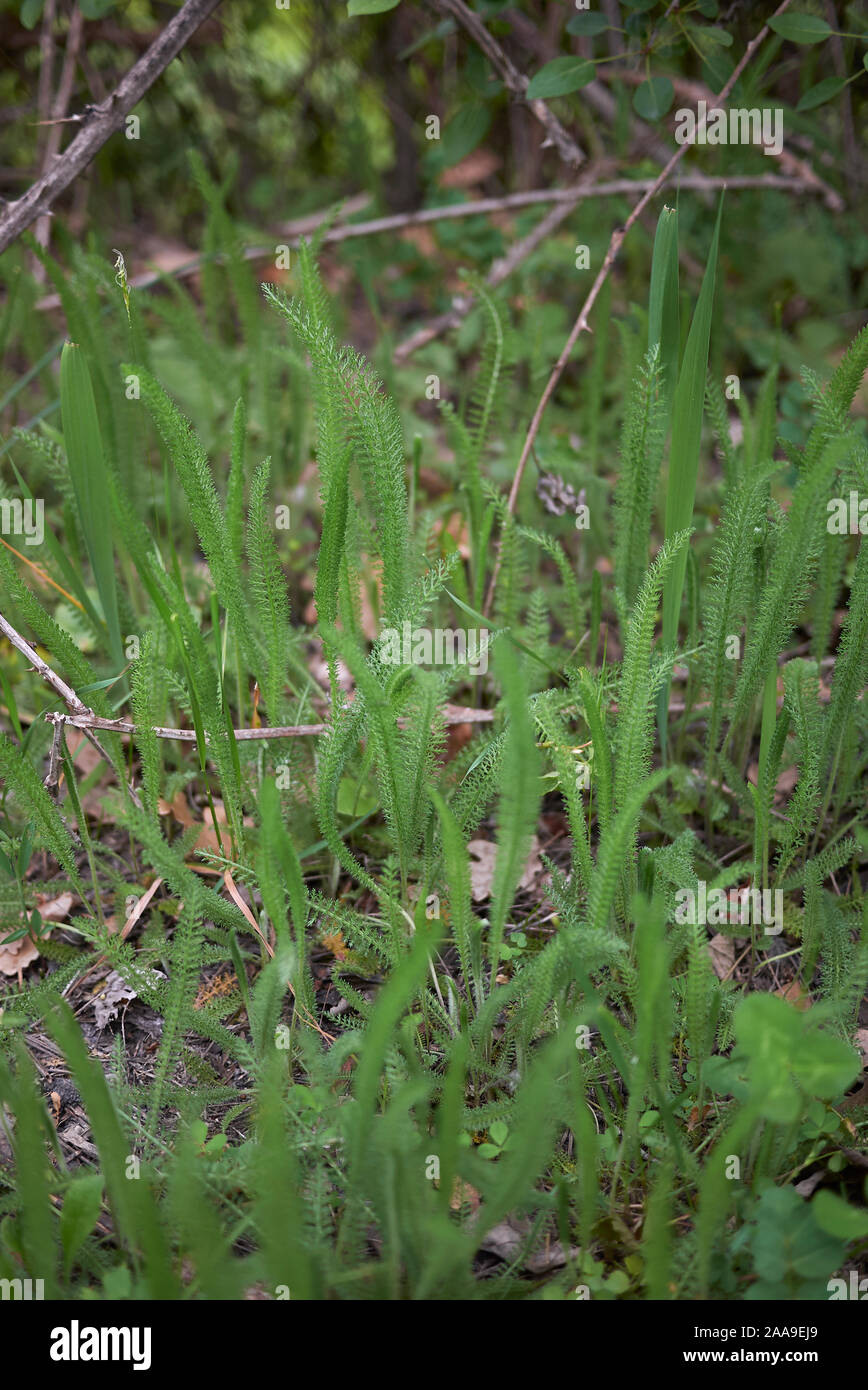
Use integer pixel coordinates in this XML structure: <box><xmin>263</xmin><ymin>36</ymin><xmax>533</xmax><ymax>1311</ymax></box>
<box><xmin>707</xmin><ymin>932</ymin><xmax>736</xmax><ymax>980</ymax></box>
<box><xmin>468</xmin><ymin>839</ymin><xmax>497</xmax><ymax>901</ymax></box>
<box><xmin>158</xmin><ymin>790</ymin><xmax>193</xmax><ymax>827</ymax></box>
<box><xmin>446</xmin><ymin>722</ymin><xmax>473</xmax><ymax>760</ymax></box>
<box><xmin>449</xmin><ymin>1178</ymin><xmax>480</xmax><ymax>1214</ymax></box>
<box><xmin>776</xmin><ymin>978</ymin><xmax>811</xmax><ymax>1010</ymax></box>
<box><xmin>398</xmin><ymin>225</ymin><xmax>438</xmax><ymax>258</ymax></box>
<box><xmin>478</xmin><ymin>1214</ymin><xmax>579</xmax><ymax>1274</ymax></box>
<box><xmin>0</xmin><ymin>931</ymin><xmax>40</xmax><ymax>976</ymax></box>
<box><xmin>34</xmin><ymin>890</ymin><xmax>77</xmax><ymax>922</ymax></box>
<box><xmin>321</xmin><ymin>929</ymin><xmax>350</xmax><ymax>962</ymax></box>
<box><xmin>91</xmin><ymin>971</ymin><xmax>138</xmax><ymax>1030</ymax></box>
<box><xmin>159</xmin><ymin>795</ymin><xmax>252</xmax><ymax>856</ymax></box>
<box><xmin>518</xmin><ymin>837</ymin><xmax>543</xmax><ymax>890</ymax></box>
<box><xmin>467</xmin><ymin>836</ymin><xmax>542</xmax><ymax>902</ymax></box>
<box><xmin>440</xmin><ymin>148</ymin><xmax>501</xmax><ymax>189</ymax></box>
<box><xmin>794</xmin><ymin>1170</ymin><xmax>826</xmax><ymax>1197</ymax></box>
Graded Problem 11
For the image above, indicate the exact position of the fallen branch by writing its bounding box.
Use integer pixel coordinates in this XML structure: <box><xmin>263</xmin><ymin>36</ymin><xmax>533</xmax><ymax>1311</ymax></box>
<box><xmin>0</xmin><ymin>0</ymin><xmax>224</xmax><ymax>256</ymax></box>
<box><xmin>52</xmin><ymin>705</ymin><xmax>495</xmax><ymax>741</ymax></box>
<box><xmin>482</xmin><ymin>0</ymin><xmax>796</xmax><ymax>616</ymax></box>
<box><xmin>0</xmin><ymin>607</ymin><xmax>141</xmax><ymax>817</ymax></box>
<box><xmin>0</xmin><ymin>610</ymin><xmax>494</xmax><ymax>753</ymax></box>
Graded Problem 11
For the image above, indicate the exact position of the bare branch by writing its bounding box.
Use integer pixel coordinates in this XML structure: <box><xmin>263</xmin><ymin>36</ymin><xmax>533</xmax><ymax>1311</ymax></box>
<box><xmin>0</xmin><ymin>609</ymin><xmax>92</xmax><ymax>716</ymax></box>
<box><xmin>34</xmin><ymin>174</ymin><xmax>827</xmax><ymax>316</ymax></box>
<box><xmin>0</xmin><ymin>613</ymin><xmax>492</xmax><ymax>776</ymax></box>
<box><xmin>0</xmin><ymin>608</ymin><xmax>139</xmax><ymax>808</ymax></box>
<box><xmin>0</xmin><ymin>0</ymin><xmax>224</xmax><ymax>256</ymax></box>
<box><xmin>35</xmin><ymin>4</ymin><xmax>85</xmax><ymax>254</ymax></box>
<box><xmin>53</xmin><ymin>706</ymin><xmax>495</xmax><ymax>742</ymax></box>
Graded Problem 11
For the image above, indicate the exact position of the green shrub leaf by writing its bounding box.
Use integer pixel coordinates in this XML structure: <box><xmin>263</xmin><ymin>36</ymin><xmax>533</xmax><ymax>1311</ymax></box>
<box><xmin>526</xmin><ymin>57</ymin><xmax>595</xmax><ymax>99</ymax></box>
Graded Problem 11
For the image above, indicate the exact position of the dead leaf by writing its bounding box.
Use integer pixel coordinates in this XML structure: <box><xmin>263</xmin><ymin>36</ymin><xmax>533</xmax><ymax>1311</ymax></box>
<box><xmin>518</xmin><ymin>838</ymin><xmax>543</xmax><ymax>890</ymax></box>
<box><xmin>450</xmin><ymin>1178</ymin><xmax>480</xmax><ymax>1214</ymax></box>
<box><xmin>159</xmin><ymin>791</ymin><xmax>193</xmax><ymax>826</ymax></box>
<box><xmin>439</xmin><ymin>148</ymin><xmax>501</xmax><ymax>188</ymax></box>
<box><xmin>160</xmin><ymin>791</ymin><xmax>227</xmax><ymax>853</ymax></box>
<box><xmin>398</xmin><ymin>225</ymin><xmax>438</xmax><ymax>258</ymax></box>
<box><xmin>34</xmin><ymin>890</ymin><xmax>77</xmax><ymax>922</ymax></box>
<box><xmin>775</xmin><ymin>765</ymin><xmax>800</xmax><ymax>796</ymax></box>
<box><xmin>776</xmin><ymin>978</ymin><xmax>811</xmax><ymax>1010</ymax></box>
<box><xmin>223</xmin><ymin>868</ymin><xmax>273</xmax><ymax>957</ymax></box>
<box><xmin>445</xmin><ymin>721</ymin><xmax>474</xmax><ymax>761</ymax></box>
<box><xmin>321</xmin><ymin>929</ymin><xmax>350</xmax><ymax>961</ymax></box>
<box><xmin>309</xmin><ymin>645</ymin><xmax>353</xmax><ymax>693</ymax></box>
<box><xmin>478</xmin><ymin>1213</ymin><xmax>579</xmax><ymax>1274</ymax></box>
<box><xmin>159</xmin><ymin>795</ymin><xmax>252</xmax><ymax>856</ymax></box>
<box><xmin>91</xmin><ymin>971</ymin><xmax>137</xmax><ymax>1029</ymax></box>
<box><xmin>467</xmin><ymin>836</ymin><xmax>543</xmax><ymax>902</ymax></box>
<box><xmin>90</xmin><ymin>967</ymin><xmax>166</xmax><ymax>1029</ymax></box>
<box><xmin>707</xmin><ymin>933</ymin><xmax>736</xmax><ymax>980</ymax></box>
<box><xmin>0</xmin><ymin>888</ymin><xmax>77</xmax><ymax>974</ymax></box>
<box><xmin>468</xmin><ymin>840</ymin><xmax>497</xmax><ymax>901</ymax></box>
<box><xmin>794</xmin><ymin>1170</ymin><xmax>826</xmax><ymax>1197</ymax></box>
<box><xmin>0</xmin><ymin>930</ymin><xmax>40</xmax><ymax>976</ymax></box>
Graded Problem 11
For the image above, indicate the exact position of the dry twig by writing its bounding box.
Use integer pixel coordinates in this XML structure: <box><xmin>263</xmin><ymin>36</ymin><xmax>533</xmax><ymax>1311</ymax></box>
<box><xmin>32</xmin><ymin>173</ymin><xmax>822</xmax><ymax>317</ymax></box>
<box><xmin>35</xmin><ymin>4</ymin><xmax>85</xmax><ymax>254</ymax></box>
<box><xmin>0</xmin><ymin>0</ymin><xmax>224</xmax><ymax>255</ymax></box>
<box><xmin>0</xmin><ymin>608</ymin><xmax>492</xmax><ymax>771</ymax></box>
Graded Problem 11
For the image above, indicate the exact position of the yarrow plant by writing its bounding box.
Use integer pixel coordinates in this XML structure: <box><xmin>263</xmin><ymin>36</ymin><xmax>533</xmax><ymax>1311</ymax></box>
<box><xmin>0</xmin><ymin>0</ymin><xmax>865</xmax><ymax>1308</ymax></box>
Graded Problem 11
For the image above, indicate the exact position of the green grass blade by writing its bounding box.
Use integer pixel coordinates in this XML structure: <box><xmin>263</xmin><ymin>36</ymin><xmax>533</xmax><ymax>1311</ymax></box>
<box><xmin>648</xmin><ymin>204</ymin><xmax>680</xmax><ymax>429</ymax></box>
<box><xmin>59</xmin><ymin>343</ymin><xmax>123</xmax><ymax>668</ymax></box>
